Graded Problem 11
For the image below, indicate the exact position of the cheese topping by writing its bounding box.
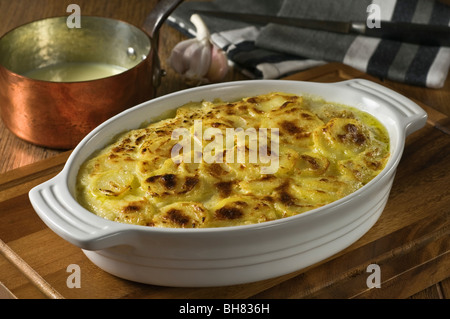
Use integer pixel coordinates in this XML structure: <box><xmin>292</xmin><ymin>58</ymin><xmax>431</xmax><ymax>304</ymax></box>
<box><xmin>76</xmin><ymin>92</ymin><xmax>389</xmax><ymax>228</ymax></box>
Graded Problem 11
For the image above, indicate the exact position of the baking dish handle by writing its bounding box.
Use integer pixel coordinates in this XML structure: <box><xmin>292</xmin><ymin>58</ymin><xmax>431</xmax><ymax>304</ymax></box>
<box><xmin>29</xmin><ymin>174</ymin><xmax>126</xmax><ymax>251</ymax></box>
<box><xmin>337</xmin><ymin>79</ymin><xmax>428</xmax><ymax>136</ymax></box>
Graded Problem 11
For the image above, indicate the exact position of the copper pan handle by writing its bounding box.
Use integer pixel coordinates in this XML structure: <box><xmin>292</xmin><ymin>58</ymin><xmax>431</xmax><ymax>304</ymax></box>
<box><xmin>143</xmin><ymin>0</ymin><xmax>184</xmax><ymax>39</ymax></box>
<box><xmin>143</xmin><ymin>0</ymin><xmax>184</xmax><ymax>90</ymax></box>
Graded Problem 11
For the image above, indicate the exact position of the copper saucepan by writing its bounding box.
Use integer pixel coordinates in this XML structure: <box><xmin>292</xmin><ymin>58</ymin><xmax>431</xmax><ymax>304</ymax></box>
<box><xmin>0</xmin><ymin>0</ymin><xmax>183</xmax><ymax>149</ymax></box>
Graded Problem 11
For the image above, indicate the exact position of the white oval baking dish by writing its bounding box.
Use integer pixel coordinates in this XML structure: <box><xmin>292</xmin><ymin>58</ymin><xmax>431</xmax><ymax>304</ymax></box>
<box><xmin>29</xmin><ymin>79</ymin><xmax>427</xmax><ymax>287</ymax></box>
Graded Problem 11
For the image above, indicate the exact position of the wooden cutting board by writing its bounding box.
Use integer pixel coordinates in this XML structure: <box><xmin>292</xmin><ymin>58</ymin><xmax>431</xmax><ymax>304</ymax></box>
<box><xmin>1</xmin><ymin>63</ymin><xmax>449</xmax><ymax>299</ymax></box>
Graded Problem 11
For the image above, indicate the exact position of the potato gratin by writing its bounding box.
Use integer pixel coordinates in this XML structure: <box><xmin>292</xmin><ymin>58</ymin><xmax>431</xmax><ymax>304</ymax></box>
<box><xmin>76</xmin><ymin>92</ymin><xmax>390</xmax><ymax>228</ymax></box>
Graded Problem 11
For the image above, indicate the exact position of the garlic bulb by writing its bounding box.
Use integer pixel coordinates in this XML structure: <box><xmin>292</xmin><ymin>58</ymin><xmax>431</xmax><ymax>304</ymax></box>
<box><xmin>169</xmin><ymin>14</ymin><xmax>229</xmax><ymax>85</ymax></box>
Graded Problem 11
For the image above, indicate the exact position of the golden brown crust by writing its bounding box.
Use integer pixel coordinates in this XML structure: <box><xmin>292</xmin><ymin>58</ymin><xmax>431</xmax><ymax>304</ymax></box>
<box><xmin>76</xmin><ymin>92</ymin><xmax>390</xmax><ymax>228</ymax></box>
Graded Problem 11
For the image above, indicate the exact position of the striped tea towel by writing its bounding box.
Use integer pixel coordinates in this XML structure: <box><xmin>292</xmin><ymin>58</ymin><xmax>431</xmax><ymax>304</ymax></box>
<box><xmin>168</xmin><ymin>0</ymin><xmax>450</xmax><ymax>88</ymax></box>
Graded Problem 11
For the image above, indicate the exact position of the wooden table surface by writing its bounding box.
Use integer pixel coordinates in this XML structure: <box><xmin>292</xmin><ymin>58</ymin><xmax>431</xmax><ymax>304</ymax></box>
<box><xmin>0</xmin><ymin>0</ymin><xmax>449</xmax><ymax>300</ymax></box>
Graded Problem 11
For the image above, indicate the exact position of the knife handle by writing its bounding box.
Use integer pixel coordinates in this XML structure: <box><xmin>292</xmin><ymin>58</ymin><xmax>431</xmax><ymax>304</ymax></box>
<box><xmin>351</xmin><ymin>21</ymin><xmax>449</xmax><ymax>47</ymax></box>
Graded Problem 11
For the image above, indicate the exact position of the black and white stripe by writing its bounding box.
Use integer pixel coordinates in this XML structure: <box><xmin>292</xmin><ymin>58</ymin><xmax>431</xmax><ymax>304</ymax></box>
<box><xmin>168</xmin><ymin>0</ymin><xmax>450</xmax><ymax>88</ymax></box>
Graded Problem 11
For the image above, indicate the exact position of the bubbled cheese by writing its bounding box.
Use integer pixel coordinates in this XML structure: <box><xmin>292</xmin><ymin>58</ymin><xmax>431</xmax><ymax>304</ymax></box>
<box><xmin>76</xmin><ymin>92</ymin><xmax>390</xmax><ymax>228</ymax></box>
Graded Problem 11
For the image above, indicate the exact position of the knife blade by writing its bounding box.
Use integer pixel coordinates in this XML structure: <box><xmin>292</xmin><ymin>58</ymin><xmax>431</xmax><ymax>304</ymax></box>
<box><xmin>196</xmin><ymin>10</ymin><xmax>450</xmax><ymax>47</ymax></box>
